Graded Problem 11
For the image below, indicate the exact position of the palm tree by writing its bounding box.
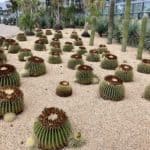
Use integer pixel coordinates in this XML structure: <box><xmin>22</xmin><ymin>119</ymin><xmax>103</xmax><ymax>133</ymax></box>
<box><xmin>107</xmin><ymin>0</ymin><xmax>115</xmax><ymax>44</ymax></box>
<box><xmin>121</xmin><ymin>0</ymin><xmax>131</xmax><ymax>52</ymax></box>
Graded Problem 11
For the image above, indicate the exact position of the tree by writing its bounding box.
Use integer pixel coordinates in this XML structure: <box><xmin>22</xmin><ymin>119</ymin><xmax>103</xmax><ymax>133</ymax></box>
<box><xmin>121</xmin><ymin>0</ymin><xmax>131</xmax><ymax>52</ymax></box>
<box><xmin>137</xmin><ymin>14</ymin><xmax>148</xmax><ymax>60</ymax></box>
<box><xmin>107</xmin><ymin>0</ymin><xmax>115</xmax><ymax>44</ymax></box>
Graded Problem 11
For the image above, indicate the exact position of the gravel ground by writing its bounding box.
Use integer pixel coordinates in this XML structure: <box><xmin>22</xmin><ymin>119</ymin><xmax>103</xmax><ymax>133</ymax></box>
<box><xmin>0</xmin><ymin>27</ymin><xmax>150</xmax><ymax>150</ymax></box>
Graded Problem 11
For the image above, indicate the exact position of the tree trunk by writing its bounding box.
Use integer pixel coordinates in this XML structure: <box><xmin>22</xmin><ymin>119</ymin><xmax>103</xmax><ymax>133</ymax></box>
<box><xmin>137</xmin><ymin>15</ymin><xmax>148</xmax><ymax>60</ymax></box>
<box><xmin>121</xmin><ymin>0</ymin><xmax>131</xmax><ymax>52</ymax></box>
<box><xmin>107</xmin><ymin>0</ymin><xmax>115</xmax><ymax>44</ymax></box>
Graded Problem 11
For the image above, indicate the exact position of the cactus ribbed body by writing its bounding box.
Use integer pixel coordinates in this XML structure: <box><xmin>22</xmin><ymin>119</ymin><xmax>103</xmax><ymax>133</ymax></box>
<box><xmin>17</xmin><ymin>33</ymin><xmax>27</xmax><ymax>41</ymax></box>
<box><xmin>8</xmin><ymin>42</ymin><xmax>21</xmax><ymax>53</ymax></box>
<box><xmin>54</xmin><ymin>31</ymin><xmax>63</xmax><ymax>39</ymax></box>
<box><xmin>34</xmin><ymin>40</ymin><xmax>46</xmax><ymax>51</ymax></box>
<box><xmin>137</xmin><ymin>59</ymin><xmax>150</xmax><ymax>74</ymax></box>
<box><xmin>0</xmin><ymin>49</ymin><xmax>7</xmax><ymax>64</ymax></box>
<box><xmin>76</xmin><ymin>46</ymin><xmax>87</xmax><ymax>55</ymax></box>
<box><xmin>48</xmin><ymin>52</ymin><xmax>62</xmax><ymax>64</ymax></box>
<box><xmin>45</xmin><ymin>29</ymin><xmax>52</xmax><ymax>35</ymax></box>
<box><xmin>63</xmin><ymin>42</ymin><xmax>74</xmax><ymax>52</ymax></box>
<box><xmin>86</xmin><ymin>49</ymin><xmax>100</xmax><ymax>62</ymax></box>
<box><xmin>74</xmin><ymin>38</ymin><xmax>83</xmax><ymax>46</ymax></box>
<box><xmin>18</xmin><ymin>48</ymin><xmax>33</xmax><ymax>61</ymax></box>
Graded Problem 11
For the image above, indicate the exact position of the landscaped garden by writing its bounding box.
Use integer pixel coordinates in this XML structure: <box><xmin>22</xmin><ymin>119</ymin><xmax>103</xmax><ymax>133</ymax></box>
<box><xmin>0</xmin><ymin>0</ymin><xmax>150</xmax><ymax>150</ymax></box>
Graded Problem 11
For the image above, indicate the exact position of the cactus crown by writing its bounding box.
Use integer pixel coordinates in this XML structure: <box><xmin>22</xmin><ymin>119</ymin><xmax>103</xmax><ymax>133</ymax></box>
<box><xmin>119</xmin><ymin>64</ymin><xmax>133</xmax><ymax>71</ymax></box>
<box><xmin>38</xmin><ymin>107</ymin><xmax>68</xmax><ymax>129</ymax></box>
<box><xmin>142</xmin><ymin>59</ymin><xmax>150</xmax><ymax>64</ymax></box>
<box><xmin>0</xmin><ymin>87</ymin><xmax>23</xmax><ymax>101</ymax></box>
<box><xmin>65</xmin><ymin>42</ymin><xmax>73</xmax><ymax>45</ymax></box>
<box><xmin>104</xmin><ymin>75</ymin><xmax>123</xmax><ymax>85</ymax></box>
<box><xmin>76</xmin><ymin>38</ymin><xmax>82</xmax><ymax>41</ymax></box>
<box><xmin>36</xmin><ymin>29</ymin><xmax>42</xmax><ymax>32</ymax></box>
<box><xmin>51</xmin><ymin>52</ymin><xmax>60</xmax><ymax>56</ymax></box>
<box><xmin>55</xmin><ymin>30</ymin><xmax>62</xmax><ymax>33</ymax></box>
<box><xmin>20</xmin><ymin>48</ymin><xmax>31</xmax><ymax>52</ymax></box>
<box><xmin>105</xmin><ymin>54</ymin><xmax>117</xmax><ymax>60</ymax></box>
<box><xmin>71</xmin><ymin>54</ymin><xmax>82</xmax><ymax>59</ymax></box>
<box><xmin>6</xmin><ymin>39</ymin><xmax>16</xmax><ymax>44</ymax></box>
<box><xmin>60</xmin><ymin>81</ymin><xmax>70</xmax><ymax>86</ymax></box>
<box><xmin>52</xmin><ymin>38</ymin><xmax>59</xmax><ymax>41</ymax></box>
<box><xmin>99</xmin><ymin>44</ymin><xmax>106</xmax><ymax>47</ymax></box>
<box><xmin>18</xmin><ymin>33</ymin><xmax>25</xmax><ymax>36</ymax></box>
<box><xmin>0</xmin><ymin>64</ymin><xmax>16</xmax><ymax>75</ymax></box>
<box><xmin>28</xmin><ymin>56</ymin><xmax>44</xmax><ymax>63</ymax></box>
<box><xmin>78</xmin><ymin>65</ymin><xmax>93</xmax><ymax>71</ymax></box>
<box><xmin>79</xmin><ymin>46</ymin><xmax>86</xmax><ymax>50</ymax></box>
<box><xmin>89</xmin><ymin>49</ymin><xmax>99</xmax><ymax>54</ymax></box>
<box><xmin>35</xmin><ymin>39</ymin><xmax>44</xmax><ymax>44</ymax></box>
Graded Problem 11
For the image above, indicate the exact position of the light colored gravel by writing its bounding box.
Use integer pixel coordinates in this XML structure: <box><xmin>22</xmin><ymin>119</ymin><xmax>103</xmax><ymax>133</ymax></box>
<box><xmin>0</xmin><ymin>28</ymin><xmax>150</xmax><ymax>150</ymax></box>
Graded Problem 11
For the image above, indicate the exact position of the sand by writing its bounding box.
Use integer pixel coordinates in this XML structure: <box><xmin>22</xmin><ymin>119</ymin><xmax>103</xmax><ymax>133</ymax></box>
<box><xmin>0</xmin><ymin>26</ymin><xmax>150</xmax><ymax>150</ymax></box>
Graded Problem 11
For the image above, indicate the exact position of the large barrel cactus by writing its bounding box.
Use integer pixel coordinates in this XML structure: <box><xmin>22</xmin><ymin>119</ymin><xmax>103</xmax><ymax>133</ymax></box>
<box><xmin>68</xmin><ymin>54</ymin><xmax>84</xmax><ymax>70</ymax></box>
<box><xmin>76</xmin><ymin>65</ymin><xmax>99</xmax><ymax>85</ymax></box>
<box><xmin>70</xmin><ymin>31</ymin><xmax>78</xmax><ymax>39</ymax></box>
<box><xmin>34</xmin><ymin>107</ymin><xmax>72</xmax><ymax>150</ymax></box>
<box><xmin>8</xmin><ymin>42</ymin><xmax>21</xmax><ymax>53</ymax></box>
<box><xmin>0</xmin><ymin>87</ymin><xmax>24</xmax><ymax>117</ymax></box>
<box><xmin>144</xmin><ymin>85</ymin><xmax>150</xmax><ymax>100</ymax></box>
<box><xmin>99</xmin><ymin>75</ymin><xmax>125</xmax><ymax>101</ymax></box>
<box><xmin>45</xmin><ymin>29</ymin><xmax>52</xmax><ymax>35</ymax></box>
<box><xmin>74</xmin><ymin>38</ymin><xmax>83</xmax><ymax>46</ymax></box>
<box><xmin>2</xmin><ymin>39</ymin><xmax>16</xmax><ymax>50</ymax></box>
<box><xmin>63</xmin><ymin>42</ymin><xmax>74</xmax><ymax>52</ymax></box>
<box><xmin>48</xmin><ymin>52</ymin><xmax>62</xmax><ymax>64</ymax></box>
<box><xmin>0</xmin><ymin>49</ymin><xmax>7</xmax><ymax>64</ymax></box>
<box><xmin>56</xmin><ymin>81</ymin><xmax>72</xmax><ymax>97</ymax></box>
<box><xmin>34</xmin><ymin>39</ymin><xmax>46</xmax><ymax>51</ymax></box>
<box><xmin>24</xmin><ymin>56</ymin><xmax>46</xmax><ymax>77</ymax></box>
<box><xmin>76</xmin><ymin>46</ymin><xmax>87</xmax><ymax>55</ymax></box>
<box><xmin>50</xmin><ymin>38</ymin><xmax>61</xmax><ymax>48</ymax></box>
<box><xmin>54</xmin><ymin>30</ymin><xmax>63</xmax><ymax>39</ymax></box>
<box><xmin>115</xmin><ymin>64</ymin><xmax>134</xmax><ymax>82</ymax></box>
<box><xmin>0</xmin><ymin>36</ymin><xmax>5</xmax><ymax>47</ymax></box>
<box><xmin>86</xmin><ymin>49</ymin><xmax>100</xmax><ymax>62</ymax></box>
<box><xmin>0</xmin><ymin>64</ymin><xmax>20</xmax><ymax>87</ymax></box>
<box><xmin>18</xmin><ymin>48</ymin><xmax>33</xmax><ymax>61</ymax></box>
<box><xmin>137</xmin><ymin>59</ymin><xmax>150</xmax><ymax>74</ymax></box>
<box><xmin>101</xmin><ymin>53</ymin><xmax>118</xmax><ymax>70</ymax></box>
<box><xmin>16</xmin><ymin>33</ymin><xmax>27</xmax><ymax>41</ymax></box>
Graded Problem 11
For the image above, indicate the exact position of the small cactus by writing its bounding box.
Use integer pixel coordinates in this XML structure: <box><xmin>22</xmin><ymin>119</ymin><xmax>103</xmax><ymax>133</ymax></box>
<box><xmin>137</xmin><ymin>59</ymin><xmax>150</xmax><ymax>74</ymax></box>
<box><xmin>76</xmin><ymin>46</ymin><xmax>87</xmax><ymax>55</ymax></box>
<box><xmin>67</xmin><ymin>54</ymin><xmax>84</xmax><ymax>70</ymax></box>
<box><xmin>39</xmin><ymin>35</ymin><xmax>48</xmax><ymax>44</ymax></box>
<box><xmin>2</xmin><ymin>39</ymin><xmax>16</xmax><ymax>50</ymax></box>
<box><xmin>99</xmin><ymin>75</ymin><xmax>125</xmax><ymax>101</ymax></box>
<box><xmin>16</xmin><ymin>33</ymin><xmax>27</xmax><ymax>41</ymax></box>
<box><xmin>86</xmin><ymin>49</ymin><xmax>100</xmax><ymax>62</ymax></box>
<box><xmin>48</xmin><ymin>52</ymin><xmax>62</xmax><ymax>64</ymax></box>
<box><xmin>0</xmin><ymin>36</ymin><xmax>5</xmax><ymax>47</ymax></box>
<box><xmin>45</xmin><ymin>29</ymin><xmax>52</xmax><ymax>35</ymax></box>
<box><xmin>35</xmin><ymin>29</ymin><xmax>43</xmax><ymax>37</ymax></box>
<box><xmin>63</xmin><ymin>42</ymin><xmax>74</xmax><ymax>52</ymax></box>
<box><xmin>74</xmin><ymin>38</ymin><xmax>83</xmax><ymax>46</ymax></box>
<box><xmin>54</xmin><ymin>30</ymin><xmax>63</xmax><ymax>39</ymax></box>
<box><xmin>0</xmin><ymin>64</ymin><xmax>20</xmax><ymax>87</ymax></box>
<box><xmin>56</xmin><ymin>81</ymin><xmax>72</xmax><ymax>97</ymax></box>
<box><xmin>34</xmin><ymin>39</ymin><xmax>46</xmax><ymax>51</ymax></box>
<box><xmin>34</xmin><ymin>107</ymin><xmax>72</xmax><ymax>150</ymax></box>
<box><xmin>115</xmin><ymin>64</ymin><xmax>134</xmax><ymax>82</ymax></box>
<box><xmin>0</xmin><ymin>49</ymin><xmax>7</xmax><ymax>64</ymax></box>
<box><xmin>18</xmin><ymin>48</ymin><xmax>33</xmax><ymax>61</ymax></box>
<box><xmin>0</xmin><ymin>87</ymin><xmax>24</xmax><ymax>117</ymax></box>
<box><xmin>101</xmin><ymin>53</ymin><xmax>118</xmax><ymax>70</ymax></box>
<box><xmin>97</xmin><ymin>44</ymin><xmax>108</xmax><ymax>54</ymax></box>
<box><xmin>144</xmin><ymin>85</ymin><xmax>150</xmax><ymax>100</ymax></box>
<box><xmin>50</xmin><ymin>38</ymin><xmax>61</xmax><ymax>48</ymax></box>
<box><xmin>8</xmin><ymin>42</ymin><xmax>21</xmax><ymax>54</ymax></box>
<box><xmin>24</xmin><ymin>56</ymin><xmax>46</xmax><ymax>77</ymax></box>
<box><xmin>50</xmin><ymin>45</ymin><xmax>62</xmax><ymax>54</ymax></box>
<box><xmin>70</xmin><ymin>31</ymin><xmax>78</xmax><ymax>39</ymax></box>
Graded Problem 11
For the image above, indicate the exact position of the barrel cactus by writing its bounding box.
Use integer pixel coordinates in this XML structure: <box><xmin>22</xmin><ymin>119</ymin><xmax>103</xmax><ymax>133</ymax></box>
<box><xmin>34</xmin><ymin>107</ymin><xmax>72</xmax><ymax>150</ymax></box>
<box><xmin>16</xmin><ymin>33</ymin><xmax>27</xmax><ymax>41</ymax></box>
<box><xmin>54</xmin><ymin>30</ymin><xmax>63</xmax><ymax>39</ymax></box>
<box><xmin>144</xmin><ymin>85</ymin><xmax>150</xmax><ymax>100</ymax></box>
<box><xmin>68</xmin><ymin>54</ymin><xmax>84</xmax><ymax>70</ymax></box>
<box><xmin>0</xmin><ymin>49</ymin><xmax>7</xmax><ymax>64</ymax></box>
<box><xmin>99</xmin><ymin>75</ymin><xmax>125</xmax><ymax>101</ymax></box>
<box><xmin>86</xmin><ymin>49</ymin><xmax>100</xmax><ymax>62</ymax></box>
<box><xmin>76</xmin><ymin>46</ymin><xmax>87</xmax><ymax>55</ymax></box>
<box><xmin>70</xmin><ymin>31</ymin><xmax>78</xmax><ymax>39</ymax></box>
<box><xmin>137</xmin><ymin>59</ymin><xmax>150</xmax><ymax>74</ymax></box>
<box><xmin>97</xmin><ymin>44</ymin><xmax>108</xmax><ymax>54</ymax></box>
<box><xmin>45</xmin><ymin>29</ymin><xmax>52</xmax><ymax>35</ymax></box>
<box><xmin>76</xmin><ymin>65</ymin><xmax>99</xmax><ymax>85</ymax></box>
<box><xmin>34</xmin><ymin>39</ymin><xmax>46</xmax><ymax>51</ymax></box>
<box><xmin>0</xmin><ymin>36</ymin><xmax>5</xmax><ymax>47</ymax></box>
<box><xmin>18</xmin><ymin>48</ymin><xmax>33</xmax><ymax>61</ymax></box>
<box><xmin>50</xmin><ymin>38</ymin><xmax>61</xmax><ymax>48</ymax></box>
<box><xmin>56</xmin><ymin>81</ymin><xmax>72</xmax><ymax>97</ymax></box>
<box><xmin>35</xmin><ymin>29</ymin><xmax>43</xmax><ymax>37</ymax></box>
<box><xmin>24</xmin><ymin>56</ymin><xmax>46</xmax><ymax>77</ymax></box>
<box><xmin>115</xmin><ymin>64</ymin><xmax>133</xmax><ymax>82</ymax></box>
<box><xmin>2</xmin><ymin>39</ymin><xmax>16</xmax><ymax>50</ymax></box>
<box><xmin>74</xmin><ymin>38</ymin><xmax>83</xmax><ymax>46</ymax></box>
<box><xmin>48</xmin><ymin>52</ymin><xmax>62</xmax><ymax>64</ymax></box>
<box><xmin>8</xmin><ymin>42</ymin><xmax>21</xmax><ymax>53</ymax></box>
<box><xmin>0</xmin><ymin>64</ymin><xmax>20</xmax><ymax>87</ymax></box>
<box><xmin>50</xmin><ymin>45</ymin><xmax>62</xmax><ymax>54</ymax></box>
<box><xmin>101</xmin><ymin>53</ymin><xmax>118</xmax><ymax>70</ymax></box>
<box><xmin>0</xmin><ymin>87</ymin><xmax>24</xmax><ymax>117</ymax></box>
<box><xmin>63</xmin><ymin>42</ymin><xmax>74</xmax><ymax>52</ymax></box>
<box><xmin>39</xmin><ymin>35</ymin><xmax>48</xmax><ymax>44</ymax></box>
